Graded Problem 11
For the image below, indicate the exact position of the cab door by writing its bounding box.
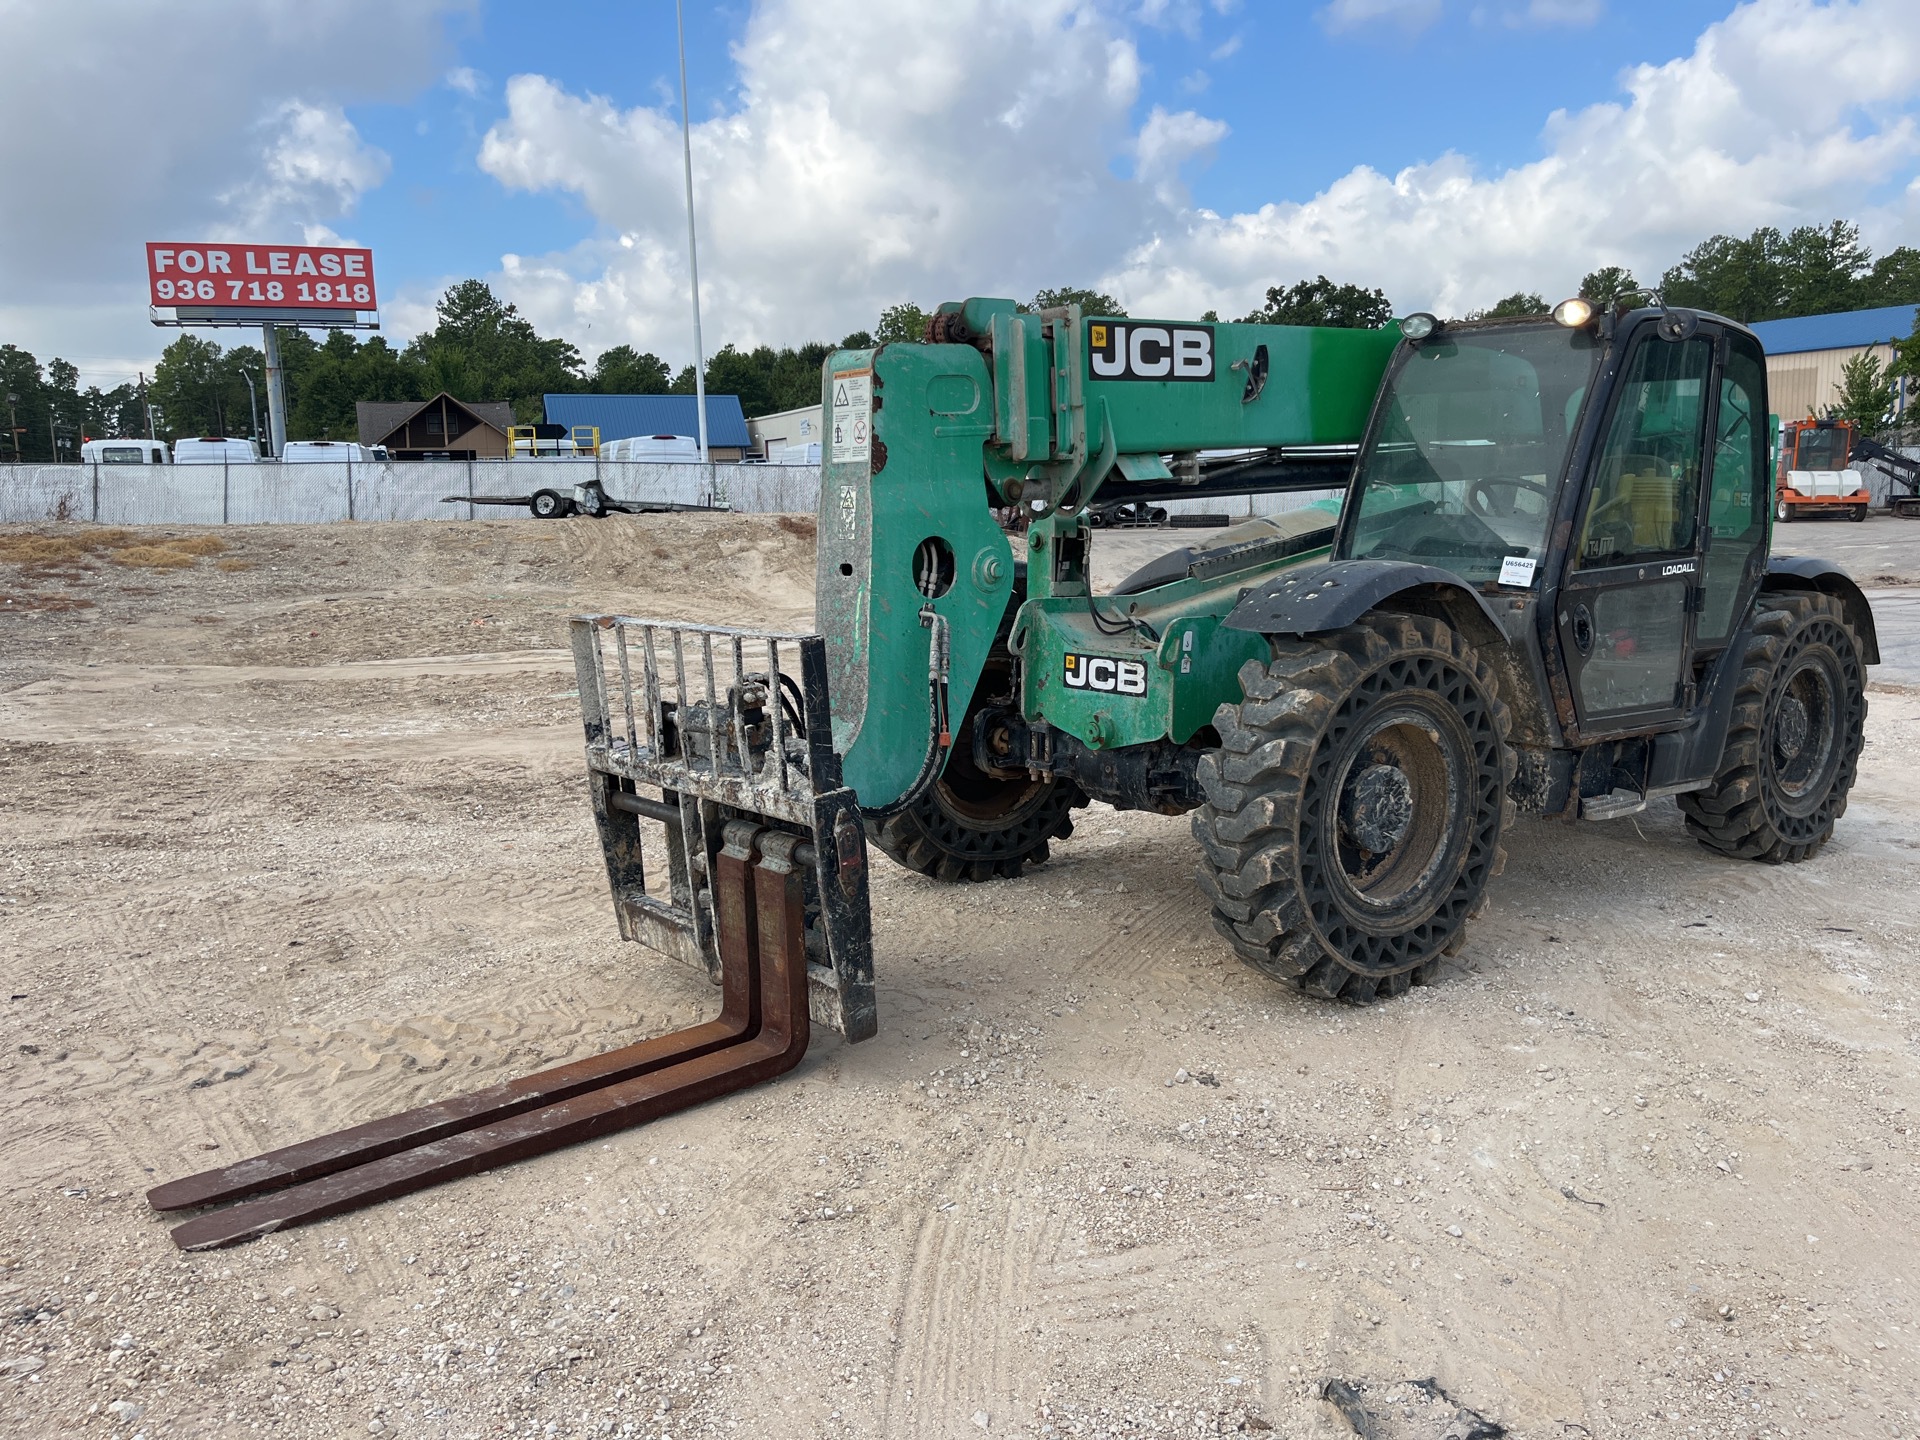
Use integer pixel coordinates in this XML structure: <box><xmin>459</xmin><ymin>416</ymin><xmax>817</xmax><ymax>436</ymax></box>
<box><xmin>1555</xmin><ymin>328</ymin><xmax>1716</xmax><ymax>735</ymax></box>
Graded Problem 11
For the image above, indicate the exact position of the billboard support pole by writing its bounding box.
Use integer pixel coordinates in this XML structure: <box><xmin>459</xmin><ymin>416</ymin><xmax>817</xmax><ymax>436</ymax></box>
<box><xmin>262</xmin><ymin>324</ymin><xmax>287</xmax><ymax>459</ymax></box>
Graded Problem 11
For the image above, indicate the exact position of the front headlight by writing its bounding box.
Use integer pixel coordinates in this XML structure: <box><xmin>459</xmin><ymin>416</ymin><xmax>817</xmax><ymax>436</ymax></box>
<box><xmin>1552</xmin><ymin>297</ymin><xmax>1595</xmax><ymax>328</ymax></box>
<box><xmin>1400</xmin><ymin>312</ymin><xmax>1439</xmax><ymax>341</ymax></box>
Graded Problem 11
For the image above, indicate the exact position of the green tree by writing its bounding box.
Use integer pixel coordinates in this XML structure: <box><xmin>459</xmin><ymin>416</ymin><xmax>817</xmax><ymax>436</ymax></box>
<box><xmin>1</xmin><ymin>344</ymin><xmax>47</xmax><ymax>460</ymax></box>
<box><xmin>1238</xmin><ymin>276</ymin><xmax>1393</xmax><ymax>328</ymax></box>
<box><xmin>1579</xmin><ymin>266</ymin><xmax>1641</xmax><ymax>308</ymax></box>
<box><xmin>1864</xmin><ymin>247</ymin><xmax>1920</xmax><ymax>308</ymax></box>
<box><xmin>839</xmin><ymin>330</ymin><xmax>874</xmax><ymax>348</ymax></box>
<box><xmin>1031</xmin><ymin>286</ymin><xmax>1127</xmax><ymax>316</ymax></box>
<box><xmin>1661</xmin><ymin>220</ymin><xmax>1883</xmax><ymax>322</ymax></box>
<box><xmin>875</xmin><ymin>302</ymin><xmax>930</xmax><ymax>345</ymax></box>
<box><xmin>404</xmin><ymin>280</ymin><xmax>583</xmax><ymax>416</ymax></box>
<box><xmin>1468</xmin><ymin>291</ymin><xmax>1547</xmax><ymax>320</ymax></box>
<box><xmin>1778</xmin><ymin>220</ymin><xmax>1873</xmax><ymax>318</ymax></box>
<box><xmin>590</xmin><ymin>345</ymin><xmax>671</xmax><ymax>394</ymax></box>
<box><xmin>1825</xmin><ymin>351</ymin><xmax>1896</xmax><ymax>433</ymax></box>
<box><xmin>151</xmin><ymin>334</ymin><xmax>247</xmax><ymax>440</ymax></box>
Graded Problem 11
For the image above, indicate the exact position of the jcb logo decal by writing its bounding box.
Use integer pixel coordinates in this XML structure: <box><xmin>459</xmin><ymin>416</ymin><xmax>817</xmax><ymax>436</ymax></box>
<box><xmin>1089</xmin><ymin>323</ymin><xmax>1214</xmax><ymax>382</ymax></box>
<box><xmin>1064</xmin><ymin>653</ymin><xmax>1148</xmax><ymax>695</ymax></box>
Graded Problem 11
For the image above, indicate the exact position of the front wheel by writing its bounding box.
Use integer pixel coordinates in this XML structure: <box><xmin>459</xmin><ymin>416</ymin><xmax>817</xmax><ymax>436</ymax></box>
<box><xmin>1678</xmin><ymin>592</ymin><xmax>1866</xmax><ymax>863</ymax></box>
<box><xmin>1776</xmin><ymin>498</ymin><xmax>1795</xmax><ymax>523</ymax></box>
<box><xmin>1193</xmin><ymin>614</ymin><xmax>1514</xmax><ymax>1003</ymax></box>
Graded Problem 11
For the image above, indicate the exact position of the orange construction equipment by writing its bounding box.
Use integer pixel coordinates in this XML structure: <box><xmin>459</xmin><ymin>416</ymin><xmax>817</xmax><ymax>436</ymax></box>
<box><xmin>1776</xmin><ymin>418</ymin><xmax>1870</xmax><ymax>523</ymax></box>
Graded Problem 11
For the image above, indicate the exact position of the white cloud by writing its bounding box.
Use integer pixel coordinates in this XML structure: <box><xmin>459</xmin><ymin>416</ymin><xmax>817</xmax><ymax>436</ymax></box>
<box><xmin>219</xmin><ymin>102</ymin><xmax>391</xmax><ymax>237</ymax></box>
<box><xmin>1135</xmin><ymin>106</ymin><xmax>1231</xmax><ymax>205</ymax></box>
<box><xmin>1479</xmin><ymin>0</ymin><xmax>1604</xmax><ymax>25</ymax></box>
<box><xmin>1121</xmin><ymin>0</ymin><xmax>1920</xmax><ymax>319</ymax></box>
<box><xmin>446</xmin><ymin>65</ymin><xmax>486</xmax><ymax>96</ymax></box>
<box><xmin>0</xmin><ymin>0</ymin><xmax>465</xmax><ymax>382</ymax></box>
<box><xmin>471</xmin><ymin>0</ymin><xmax>1920</xmax><ymax>362</ymax></box>
<box><xmin>477</xmin><ymin>0</ymin><xmax>1153</xmax><ymax>353</ymax></box>
<box><xmin>1319</xmin><ymin>0</ymin><xmax>1446</xmax><ymax>35</ymax></box>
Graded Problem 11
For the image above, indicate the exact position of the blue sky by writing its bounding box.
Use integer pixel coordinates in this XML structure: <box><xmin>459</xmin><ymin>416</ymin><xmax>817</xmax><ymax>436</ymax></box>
<box><xmin>5</xmin><ymin>0</ymin><xmax>1920</xmax><ymax>387</ymax></box>
<box><xmin>352</xmin><ymin>0</ymin><xmax>1744</xmax><ymax>310</ymax></box>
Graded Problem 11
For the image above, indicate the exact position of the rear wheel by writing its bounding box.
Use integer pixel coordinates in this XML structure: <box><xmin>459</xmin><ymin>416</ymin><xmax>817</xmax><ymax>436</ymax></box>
<box><xmin>1850</xmin><ymin>504</ymin><xmax>1868</xmax><ymax>523</ymax></box>
<box><xmin>1678</xmin><ymin>593</ymin><xmax>1866</xmax><ymax>863</ymax></box>
<box><xmin>1776</xmin><ymin>497</ymin><xmax>1795</xmax><ymax>523</ymax></box>
<box><xmin>864</xmin><ymin>659</ymin><xmax>1086</xmax><ymax>882</ymax></box>
<box><xmin>530</xmin><ymin>489</ymin><xmax>570</xmax><ymax>519</ymax></box>
<box><xmin>1194</xmin><ymin>614</ymin><xmax>1513</xmax><ymax>1003</ymax></box>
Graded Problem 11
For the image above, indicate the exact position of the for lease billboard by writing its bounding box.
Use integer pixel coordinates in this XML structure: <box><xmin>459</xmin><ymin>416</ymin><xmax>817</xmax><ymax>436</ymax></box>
<box><xmin>145</xmin><ymin>243</ymin><xmax>377</xmax><ymax>310</ymax></box>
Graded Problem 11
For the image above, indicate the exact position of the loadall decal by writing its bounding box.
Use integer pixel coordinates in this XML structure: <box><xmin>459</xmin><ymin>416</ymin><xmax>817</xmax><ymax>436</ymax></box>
<box><xmin>1064</xmin><ymin>652</ymin><xmax>1149</xmax><ymax>695</ymax></box>
<box><xmin>1088</xmin><ymin>323</ymin><xmax>1214</xmax><ymax>381</ymax></box>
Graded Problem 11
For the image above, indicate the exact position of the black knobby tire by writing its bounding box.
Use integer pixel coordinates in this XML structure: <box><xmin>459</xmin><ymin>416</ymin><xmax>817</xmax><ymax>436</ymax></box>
<box><xmin>866</xmin><ymin>775</ymin><xmax>1085</xmax><ymax>883</ymax></box>
<box><xmin>1677</xmin><ymin>592</ymin><xmax>1866</xmax><ymax>863</ymax></box>
<box><xmin>1192</xmin><ymin>613</ymin><xmax>1515</xmax><ymax>1003</ymax></box>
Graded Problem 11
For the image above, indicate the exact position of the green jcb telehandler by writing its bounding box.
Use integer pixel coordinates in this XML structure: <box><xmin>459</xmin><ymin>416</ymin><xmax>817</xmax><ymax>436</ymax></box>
<box><xmin>149</xmin><ymin>294</ymin><xmax>1878</xmax><ymax>1248</ymax></box>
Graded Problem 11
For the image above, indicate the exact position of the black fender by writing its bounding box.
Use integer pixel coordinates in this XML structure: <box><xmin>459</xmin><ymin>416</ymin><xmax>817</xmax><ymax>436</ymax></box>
<box><xmin>1762</xmin><ymin>556</ymin><xmax>1880</xmax><ymax>664</ymax></box>
<box><xmin>1222</xmin><ymin>558</ymin><xmax>1506</xmax><ymax>641</ymax></box>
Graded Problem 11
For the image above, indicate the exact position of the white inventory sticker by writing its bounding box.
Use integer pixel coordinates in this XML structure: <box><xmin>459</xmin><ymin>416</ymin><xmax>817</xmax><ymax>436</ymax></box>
<box><xmin>1498</xmin><ymin>554</ymin><xmax>1538</xmax><ymax>587</ymax></box>
<box><xmin>829</xmin><ymin>369</ymin><xmax>872</xmax><ymax>464</ymax></box>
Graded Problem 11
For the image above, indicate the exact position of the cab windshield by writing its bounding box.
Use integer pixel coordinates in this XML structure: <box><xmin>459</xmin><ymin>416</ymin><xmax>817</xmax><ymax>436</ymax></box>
<box><xmin>1791</xmin><ymin>427</ymin><xmax>1849</xmax><ymax>471</ymax></box>
<box><xmin>1345</xmin><ymin>322</ymin><xmax>1601</xmax><ymax>584</ymax></box>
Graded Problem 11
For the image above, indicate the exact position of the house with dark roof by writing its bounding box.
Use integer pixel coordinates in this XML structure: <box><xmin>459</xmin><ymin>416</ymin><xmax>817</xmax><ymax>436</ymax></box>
<box><xmin>542</xmin><ymin>394</ymin><xmax>752</xmax><ymax>462</ymax></box>
<box><xmin>356</xmin><ymin>394</ymin><xmax>518</xmax><ymax>460</ymax></box>
<box><xmin>1748</xmin><ymin>304</ymin><xmax>1917</xmax><ymax>422</ymax></box>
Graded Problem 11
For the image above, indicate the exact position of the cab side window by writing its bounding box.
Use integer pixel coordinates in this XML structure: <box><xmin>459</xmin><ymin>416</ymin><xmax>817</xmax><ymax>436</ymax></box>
<box><xmin>1697</xmin><ymin>334</ymin><xmax>1769</xmax><ymax>648</ymax></box>
<box><xmin>1576</xmin><ymin>335</ymin><xmax>1713</xmax><ymax>566</ymax></box>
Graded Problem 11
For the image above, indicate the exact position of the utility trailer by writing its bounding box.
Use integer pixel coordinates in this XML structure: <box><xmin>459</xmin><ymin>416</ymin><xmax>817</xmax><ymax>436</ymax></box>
<box><xmin>442</xmin><ymin>484</ymin><xmax>730</xmax><ymax>520</ymax></box>
<box><xmin>150</xmin><ymin>295</ymin><xmax>1877</xmax><ymax>1247</ymax></box>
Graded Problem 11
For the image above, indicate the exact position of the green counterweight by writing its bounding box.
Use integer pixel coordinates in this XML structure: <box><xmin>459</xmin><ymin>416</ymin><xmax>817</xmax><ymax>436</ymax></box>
<box><xmin>815</xmin><ymin>301</ymin><xmax>1399</xmax><ymax>809</ymax></box>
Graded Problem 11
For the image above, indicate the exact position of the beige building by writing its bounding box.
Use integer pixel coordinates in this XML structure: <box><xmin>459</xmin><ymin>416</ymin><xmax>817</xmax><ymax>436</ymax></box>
<box><xmin>747</xmin><ymin>403</ymin><xmax>823</xmax><ymax>460</ymax></box>
<box><xmin>1750</xmin><ymin>304</ymin><xmax>1915</xmax><ymax>422</ymax></box>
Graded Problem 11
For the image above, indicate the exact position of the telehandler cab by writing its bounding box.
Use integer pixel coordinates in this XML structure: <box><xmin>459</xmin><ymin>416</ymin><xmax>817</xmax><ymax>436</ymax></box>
<box><xmin>150</xmin><ymin>295</ymin><xmax>1877</xmax><ymax>1246</ymax></box>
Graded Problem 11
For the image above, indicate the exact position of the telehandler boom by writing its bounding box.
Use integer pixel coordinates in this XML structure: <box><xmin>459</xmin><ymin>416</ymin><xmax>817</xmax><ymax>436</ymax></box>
<box><xmin>150</xmin><ymin>295</ymin><xmax>1876</xmax><ymax>1244</ymax></box>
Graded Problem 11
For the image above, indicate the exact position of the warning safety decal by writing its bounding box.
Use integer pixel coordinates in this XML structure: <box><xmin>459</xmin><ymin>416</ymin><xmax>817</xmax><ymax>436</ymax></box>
<box><xmin>830</xmin><ymin>369</ymin><xmax>872</xmax><ymax>464</ymax></box>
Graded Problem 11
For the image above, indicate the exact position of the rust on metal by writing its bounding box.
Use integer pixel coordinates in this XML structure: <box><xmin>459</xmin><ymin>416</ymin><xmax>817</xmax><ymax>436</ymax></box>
<box><xmin>149</xmin><ymin>821</ymin><xmax>812</xmax><ymax>1250</ymax></box>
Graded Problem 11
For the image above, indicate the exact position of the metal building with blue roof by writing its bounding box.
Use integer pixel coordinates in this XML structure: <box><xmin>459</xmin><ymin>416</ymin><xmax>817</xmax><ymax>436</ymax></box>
<box><xmin>543</xmin><ymin>394</ymin><xmax>754</xmax><ymax>461</ymax></box>
<box><xmin>1748</xmin><ymin>304</ymin><xmax>1916</xmax><ymax>421</ymax></box>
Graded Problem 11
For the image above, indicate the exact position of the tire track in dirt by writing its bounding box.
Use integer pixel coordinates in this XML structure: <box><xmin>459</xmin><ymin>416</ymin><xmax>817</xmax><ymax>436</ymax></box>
<box><xmin>883</xmin><ymin>1127</ymin><xmax>1061</xmax><ymax>1436</ymax></box>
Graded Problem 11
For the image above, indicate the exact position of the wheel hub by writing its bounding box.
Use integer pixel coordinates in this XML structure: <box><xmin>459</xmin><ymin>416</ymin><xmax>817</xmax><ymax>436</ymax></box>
<box><xmin>1341</xmin><ymin>763</ymin><xmax>1414</xmax><ymax>854</ymax></box>
<box><xmin>1773</xmin><ymin>693</ymin><xmax>1811</xmax><ymax>764</ymax></box>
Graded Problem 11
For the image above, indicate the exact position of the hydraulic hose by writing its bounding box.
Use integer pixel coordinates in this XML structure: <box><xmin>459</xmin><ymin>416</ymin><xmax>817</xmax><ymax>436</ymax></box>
<box><xmin>862</xmin><ymin>606</ymin><xmax>952</xmax><ymax>820</ymax></box>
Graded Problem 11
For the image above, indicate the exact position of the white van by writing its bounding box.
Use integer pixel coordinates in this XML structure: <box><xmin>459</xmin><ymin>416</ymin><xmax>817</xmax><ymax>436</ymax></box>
<box><xmin>282</xmin><ymin>441</ymin><xmax>374</xmax><ymax>463</ymax></box>
<box><xmin>603</xmin><ymin>433</ymin><xmax>702</xmax><ymax>464</ymax></box>
<box><xmin>81</xmin><ymin>438</ymin><xmax>169</xmax><ymax>465</ymax></box>
<box><xmin>173</xmin><ymin>436</ymin><xmax>261</xmax><ymax>464</ymax></box>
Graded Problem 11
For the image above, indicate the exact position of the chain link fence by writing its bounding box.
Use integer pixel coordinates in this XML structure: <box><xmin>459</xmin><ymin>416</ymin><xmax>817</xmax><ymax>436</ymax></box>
<box><xmin>0</xmin><ymin>460</ymin><xmax>825</xmax><ymax>526</ymax></box>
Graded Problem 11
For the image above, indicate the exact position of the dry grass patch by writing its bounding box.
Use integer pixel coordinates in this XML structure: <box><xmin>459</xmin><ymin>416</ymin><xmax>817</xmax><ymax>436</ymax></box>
<box><xmin>0</xmin><ymin>528</ymin><xmax>228</xmax><ymax>571</ymax></box>
<box><xmin>107</xmin><ymin>545</ymin><xmax>197</xmax><ymax>570</ymax></box>
<box><xmin>215</xmin><ymin>558</ymin><xmax>254</xmax><ymax>573</ymax></box>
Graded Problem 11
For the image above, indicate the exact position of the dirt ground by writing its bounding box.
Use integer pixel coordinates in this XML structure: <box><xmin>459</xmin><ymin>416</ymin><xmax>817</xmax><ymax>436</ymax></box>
<box><xmin>2</xmin><ymin>515</ymin><xmax>1916</xmax><ymax>1440</ymax></box>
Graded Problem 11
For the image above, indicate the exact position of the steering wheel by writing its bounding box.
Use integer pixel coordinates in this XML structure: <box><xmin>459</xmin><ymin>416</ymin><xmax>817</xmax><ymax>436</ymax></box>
<box><xmin>1467</xmin><ymin>476</ymin><xmax>1551</xmax><ymax>519</ymax></box>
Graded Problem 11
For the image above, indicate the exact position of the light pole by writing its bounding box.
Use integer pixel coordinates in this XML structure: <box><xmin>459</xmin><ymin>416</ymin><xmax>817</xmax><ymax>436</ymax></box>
<box><xmin>6</xmin><ymin>391</ymin><xmax>17</xmax><ymax>463</ymax></box>
<box><xmin>676</xmin><ymin>0</ymin><xmax>709</xmax><ymax>464</ymax></box>
<box><xmin>240</xmin><ymin>367</ymin><xmax>262</xmax><ymax>447</ymax></box>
